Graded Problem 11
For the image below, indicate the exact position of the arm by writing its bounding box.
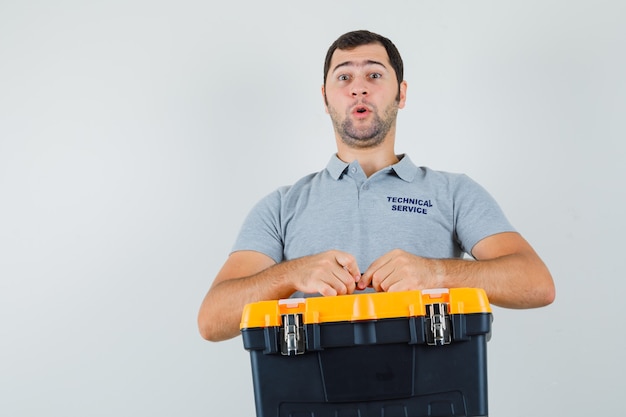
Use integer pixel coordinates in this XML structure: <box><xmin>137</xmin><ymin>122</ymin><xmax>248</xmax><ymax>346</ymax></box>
<box><xmin>197</xmin><ymin>250</ymin><xmax>361</xmax><ymax>341</ymax></box>
<box><xmin>358</xmin><ymin>232</ymin><xmax>555</xmax><ymax>308</ymax></box>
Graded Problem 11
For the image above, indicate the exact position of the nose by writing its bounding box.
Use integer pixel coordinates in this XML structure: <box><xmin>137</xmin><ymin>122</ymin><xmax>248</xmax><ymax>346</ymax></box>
<box><xmin>351</xmin><ymin>82</ymin><xmax>368</xmax><ymax>96</ymax></box>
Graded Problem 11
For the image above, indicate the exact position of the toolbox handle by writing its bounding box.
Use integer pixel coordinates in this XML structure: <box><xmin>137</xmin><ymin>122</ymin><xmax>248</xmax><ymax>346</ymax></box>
<box><xmin>278</xmin><ymin>298</ymin><xmax>306</xmax><ymax>308</ymax></box>
<box><xmin>421</xmin><ymin>288</ymin><xmax>450</xmax><ymax>298</ymax></box>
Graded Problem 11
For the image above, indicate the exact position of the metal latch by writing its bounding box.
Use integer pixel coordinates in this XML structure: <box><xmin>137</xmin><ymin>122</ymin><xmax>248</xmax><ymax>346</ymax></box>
<box><xmin>425</xmin><ymin>303</ymin><xmax>452</xmax><ymax>346</ymax></box>
<box><xmin>280</xmin><ymin>313</ymin><xmax>305</xmax><ymax>355</ymax></box>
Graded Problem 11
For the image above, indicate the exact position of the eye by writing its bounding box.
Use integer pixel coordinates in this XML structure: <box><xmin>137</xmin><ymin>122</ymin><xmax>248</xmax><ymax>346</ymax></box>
<box><xmin>369</xmin><ymin>72</ymin><xmax>382</xmax><ymax>79</ymax></box>
<box><xmin>338</xmin><ymin>74</ymin><xmax>350</xmax><ymax>81</ymax></box>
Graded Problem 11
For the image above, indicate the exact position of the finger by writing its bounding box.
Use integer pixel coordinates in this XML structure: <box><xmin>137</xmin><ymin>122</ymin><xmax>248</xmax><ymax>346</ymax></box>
<box><xmin>358</xmin><ymin>266</ymin><xmax>379</xmax><ymax>290</ymax></box>
<box><xmin>335</xmin><ymin>253</ymin><xmax>361</xmax><ymax>281</ymax></box>
<box><xmin>384</xmin><ymin>278</ymin><xmax>411</xmax><ymax>293</ymax></box>
<box><xmin>310</xmin><ymin>266</ymin><xmax>354</xmax><ymax>296</ymax></box>
<box><xmin>331</xmin><ymin>268</ymin><xmax>356</xmax><ymax>295</ymax></box>
<box><xmin>317</xmin><ymin>284</ymin><xmax>338</xmax><ymax>297</ymax></box>
<box><xmin>356</xmin><ymin>270</ymin><xmax>372</xmax><ymax>290</ymax></box>
<box><xmin>368</xmin><ymin>263</ymin><xmax>396</xmax><ymax>292</ymax></box>
<box><xmin>360</xmin><ymin>255</ymin><xmax>392</xmax><ymax>290</ymax></box>
<box><xmin>317</xmin><ymin>277</ymin><xmax>349</xmax><ymax>296</ymax></box>
<box><xmin>344</xmin><ymin>265</ymin><xmax>362</xmax><ymax>284</ymax></box>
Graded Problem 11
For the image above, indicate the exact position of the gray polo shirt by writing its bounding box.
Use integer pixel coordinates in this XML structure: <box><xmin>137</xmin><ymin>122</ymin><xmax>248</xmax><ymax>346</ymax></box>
<box><xmin>232</xmin><ymin>154</ymin><xmax>514</xmax><ymax>272</ymax></box>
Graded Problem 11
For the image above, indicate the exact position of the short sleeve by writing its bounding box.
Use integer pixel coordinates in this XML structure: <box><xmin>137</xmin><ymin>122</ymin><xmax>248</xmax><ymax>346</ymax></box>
<box><xmin>231</xmin><ymin>188</ymin><xmax>286</xmax><ymax>264</ymax></box>
<box><xmin>452</xmin><ymin>175</ymin><xmax>516</xmax><ymax>256</ymax></box>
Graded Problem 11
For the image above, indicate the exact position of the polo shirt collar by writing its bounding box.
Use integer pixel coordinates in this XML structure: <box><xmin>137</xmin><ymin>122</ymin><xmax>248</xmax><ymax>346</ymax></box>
<box><xmin>326</xmin><ymin>153</ymin><xmax>418</xmax><ymax>182</ymax></box>
<box><xmin>326</xmin><ymin>155</ymin><xmax>351</xmax><ymax>179</ymax></box>
<box><xmin>391</xmin><ymin>154</ymin><xmax>418</xmax><ymax>182</ymax></box>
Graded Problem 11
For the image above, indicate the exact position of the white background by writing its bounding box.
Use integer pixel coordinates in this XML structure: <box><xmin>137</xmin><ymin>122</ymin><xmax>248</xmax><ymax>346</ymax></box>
<box><xmin>1</xmin><ymin>1</ymin><xmax>624</xmax><ymax>416</ymax></box>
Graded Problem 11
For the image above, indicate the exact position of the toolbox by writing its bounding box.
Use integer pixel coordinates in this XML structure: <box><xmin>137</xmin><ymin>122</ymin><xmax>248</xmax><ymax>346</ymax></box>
<box><xmin>240</xmin><ymin>288</ymin><xmax>493</xmax><ymax>417</ymax></box>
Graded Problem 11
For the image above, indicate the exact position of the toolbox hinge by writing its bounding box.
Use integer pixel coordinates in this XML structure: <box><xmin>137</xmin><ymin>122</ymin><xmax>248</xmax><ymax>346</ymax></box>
<box><xmin>280</xmin><ymin>313</ymin><xmax>305</xmax><ymax>356</ymax></box>
<box><xmin>425</xmin><ymin>303</ymin><xmax>452</xmax><ymax>346</ymax></box>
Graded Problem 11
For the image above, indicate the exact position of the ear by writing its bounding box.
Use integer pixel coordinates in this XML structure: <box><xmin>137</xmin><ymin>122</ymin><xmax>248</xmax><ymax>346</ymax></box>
<box><xmin>321</xmin><ymin>85</ymin><xmax>329</xmax><ymax>114</ymax></box>
<box><xmin>398</xmin><ymin>80</ymin><xmax>408</xmax><ymax>109</ymax></box>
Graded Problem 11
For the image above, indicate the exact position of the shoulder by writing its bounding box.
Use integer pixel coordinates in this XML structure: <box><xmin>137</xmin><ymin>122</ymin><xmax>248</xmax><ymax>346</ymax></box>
<box><xmin>410</xmin><ymin>166</ymin><xmax>496</xmax><ymax>207</ymax></box>
<box><xmin>252</xmin><ymin>169</ymin><xmax>327</xmax><ymax>209</ymax></box>
<box><xmin>275</xmin><ymin>169</ymin><xmax>332</xmax><ymax>197</ymax></box>
<box><xmin>417</xmin><ymin>165</ymin><xmax>467</xmax><ymax>180</ymax></box>
<box><xmin>414</xmin><ymin>166</ymin><xmax>478</xmax><ymax>190</ymax></box>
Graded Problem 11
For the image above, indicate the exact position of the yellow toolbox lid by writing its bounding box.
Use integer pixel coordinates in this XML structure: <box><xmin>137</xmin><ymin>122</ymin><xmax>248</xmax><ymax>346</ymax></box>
<box><xmin>240</xmin><ymin>288</ymin><xmax>491</xmax><ymax>329</ymax></box>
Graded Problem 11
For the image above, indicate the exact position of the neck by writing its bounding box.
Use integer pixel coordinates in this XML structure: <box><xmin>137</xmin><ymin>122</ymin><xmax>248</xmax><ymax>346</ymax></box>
<box><xmin>336</xmin><ymin>145</ymin><xmax>399</xmax><ymax>177</ymax></box>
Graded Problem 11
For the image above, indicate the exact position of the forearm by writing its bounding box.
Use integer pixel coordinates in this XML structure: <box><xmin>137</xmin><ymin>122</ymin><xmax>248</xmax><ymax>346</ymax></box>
<box><xmin>198</xmin><ymin>249</ymin><xmax>361</xmax><ymax>341</ymax></box>
<box><xmin>198</xmin><ymin>262</ymin><xmax>298</xmax><ymax>342</ymax></box>
<box><xmin>362</xmin><ymin>233</ymin><xmax>555</xmax><ymax>308</ymax></box>
<box><xmin>431</xmin><ymin>251</ymin><xmax>555</xmax><ymax>309</ymax></box>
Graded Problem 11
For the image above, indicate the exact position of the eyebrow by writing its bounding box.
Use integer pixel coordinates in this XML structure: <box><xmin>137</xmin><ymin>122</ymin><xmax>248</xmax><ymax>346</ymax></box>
<box><xmin>331</xmin><ymin>59</ymin><xmax>388</xmax><ymax>74</ymax></box>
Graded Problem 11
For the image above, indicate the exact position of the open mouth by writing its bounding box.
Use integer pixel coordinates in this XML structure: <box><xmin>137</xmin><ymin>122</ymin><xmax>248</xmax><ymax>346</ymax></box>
<box><xmin>353</xmin><ymin>105</ymin><xmax>370</xmax><ymax>115</ymax></box>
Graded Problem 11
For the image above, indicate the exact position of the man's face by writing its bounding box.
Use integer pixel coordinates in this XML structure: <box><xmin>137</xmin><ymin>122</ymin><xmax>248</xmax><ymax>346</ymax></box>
<box><xmin>323</xmin><ymin>43</ymin><xmax>407</xmax><ymax>149</ymax></box>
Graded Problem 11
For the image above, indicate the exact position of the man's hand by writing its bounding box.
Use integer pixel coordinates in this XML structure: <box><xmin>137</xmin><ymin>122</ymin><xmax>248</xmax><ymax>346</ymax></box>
<box><xmin>290</xmin><ymin>250</ymin><xmax>362</xmax><ymax>296</ymax></box>
<box><xmin>357</xmin><ymin>232</ymin><xmax>555</xmax><ymax>310</ymax></box>
<box><xmin>358</xmin><ymin>249</ymin><xmax>439</xmax><ymax>292</ymax></box>
<box><xmin>198</xmin><ymin>249</ymin><xmax>361</xmax><ymax>341</ymax></box>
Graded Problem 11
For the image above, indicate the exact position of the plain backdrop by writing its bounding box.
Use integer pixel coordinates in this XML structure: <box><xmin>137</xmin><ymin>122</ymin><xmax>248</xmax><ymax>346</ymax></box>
<box><xmin>1</xmin><ymin>1</ymin><xmax>624</xmax><ymax>416</ymax></box>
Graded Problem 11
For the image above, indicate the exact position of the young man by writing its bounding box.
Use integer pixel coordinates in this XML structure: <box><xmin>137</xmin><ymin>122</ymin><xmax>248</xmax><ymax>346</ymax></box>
<box><xmin>198</xmin><ymin>30</ymin><xmax>555</xmax><ymax>342</ymax></box>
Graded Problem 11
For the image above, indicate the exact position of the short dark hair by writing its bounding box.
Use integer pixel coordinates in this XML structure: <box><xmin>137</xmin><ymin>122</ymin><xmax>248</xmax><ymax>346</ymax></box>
<box><xmin>323</xmin><ymin>30</ymin><xmax>404</xmax><ymax>90</ymax></box>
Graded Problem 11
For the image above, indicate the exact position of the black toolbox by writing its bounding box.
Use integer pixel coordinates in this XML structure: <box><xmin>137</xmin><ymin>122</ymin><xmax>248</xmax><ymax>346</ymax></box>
<box><xmin>240</xmin><ymin>288</ymin><xmax>493</xmax><ymax>417</ymax></box>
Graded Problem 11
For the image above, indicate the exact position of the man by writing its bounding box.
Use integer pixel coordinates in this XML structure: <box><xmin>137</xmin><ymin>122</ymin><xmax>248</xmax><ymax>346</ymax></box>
<box><xmin>198</xmin><ymin>30</ymin><xmax>555</xmax><ymax>342</ymax></box>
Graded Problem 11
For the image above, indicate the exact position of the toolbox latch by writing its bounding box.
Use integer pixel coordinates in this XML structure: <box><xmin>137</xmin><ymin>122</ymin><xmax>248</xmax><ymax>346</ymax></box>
<box><xmin>280</xmin><ymin>313</ymin><xmax>305</xmax><ymax>356</ymax></box>
<box><xmin>425</xmin><ymin>303</ymin><xmax>452</xmax><ymax>346</ymax></box>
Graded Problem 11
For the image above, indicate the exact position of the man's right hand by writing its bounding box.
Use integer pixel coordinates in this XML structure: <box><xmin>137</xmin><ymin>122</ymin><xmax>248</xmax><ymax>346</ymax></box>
<box><xmin>198</xmin><ymin>249</ymin><xmax>361</xmax><ymax>341</ymax></box>
<box><xmin>289</xmin><ymin>250</ymin><xmax>362</xmax><ymax>296</ymax></box>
